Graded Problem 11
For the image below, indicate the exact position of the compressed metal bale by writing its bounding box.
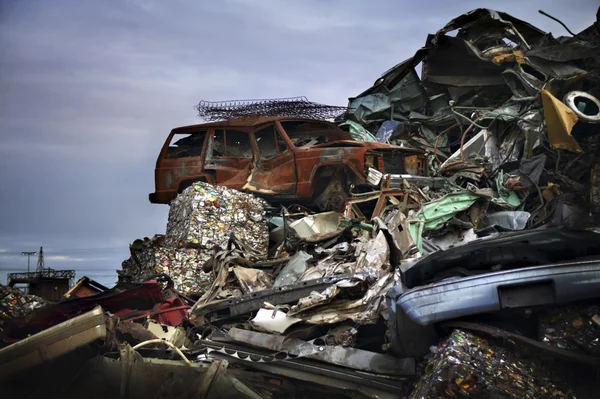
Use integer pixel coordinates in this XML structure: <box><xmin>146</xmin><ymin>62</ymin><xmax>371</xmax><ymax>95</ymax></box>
<box><xmin>0</xmin><ymin>285</ymin><xmax>48</xmax><ymax>333</ymax></box>
<box><xmin>540</xmin><ymin>304</ymin><xmax>600</xmax><ymax>357</ymax></box>
<box><xmin>118</xmin><ymin>235</ymin><xmax>213</xmax><ymax>294</ymax></box>
<box><xmin>409</xmin><ymin>329</ymin><xmax>572</xmax><ymax>399</ymax></box>
<box><xmin>165</xmin><ymin>182</ymin><xmax>269</xmax><ymax>254</ymax></box>
<box><xmin>153</xmin><ymin>247</ymin><xmax>213</xmax><ymax>294</ymax></box>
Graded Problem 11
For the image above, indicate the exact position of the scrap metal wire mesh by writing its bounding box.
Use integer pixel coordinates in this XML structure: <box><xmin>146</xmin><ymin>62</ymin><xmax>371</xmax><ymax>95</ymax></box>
<box><xmin>195</xmin><ymin>97</ymin><xmax>349</xmax><ymax>121</ymax></box>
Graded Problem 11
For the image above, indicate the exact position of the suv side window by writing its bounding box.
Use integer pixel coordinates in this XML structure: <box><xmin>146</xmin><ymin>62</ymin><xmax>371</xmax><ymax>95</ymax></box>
<box><xmin>227</xmin><ymin>130</ymin><xmax>253</xmax><ymax>158</ymax></box>
<box><xmin>213</xmin><ymin>130</ymin><xmax>226</xmax><ymax>157</ymax></box>
<box><xmin>280</xmin><ymin>121</ymin><xmax>351</xmax><ymax>146</ymax></box>
<box><xmin>165</xmin><ymin>131</ymin><xmax>207</xmax><ymax>158</ymax></box>
<box><xmin>212</xmin><ymin>129</ymin><xmax>252</xmax><ymax>158</ymax></box>
<box><xmin>254</xmin><ymin>126</ymin><xmax>278</xmax><ymax>159</ymax></box>
<box><xmin>276</xmin><ymin>131</ymin><xmax>288</xmax><ymax>154</ymax></box>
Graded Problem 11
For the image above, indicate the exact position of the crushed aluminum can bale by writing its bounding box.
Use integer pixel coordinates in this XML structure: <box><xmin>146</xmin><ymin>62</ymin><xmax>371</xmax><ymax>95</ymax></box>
<box><xmin>408</xmin><ymin>329</ymin><xmax>573</xmax><ymax>399</ymax></box>
<box><xmin>540</xmin><ymin>304</ymin><xmax>600</xmax><ymax>357</ymax></box>
<box><xmin>118</xmin><ymin>235</ymin><xmax>213</xmax><ymax>294</ymax></box>
<box><xmin>165</xmin><ymin>181</ymin><xmax>269</xmax><ymax>254</ymax></box>
<box><xmin>0</xmin><ymin>284</ymin><xmax>48</xmax><ymax>328</ymax></box>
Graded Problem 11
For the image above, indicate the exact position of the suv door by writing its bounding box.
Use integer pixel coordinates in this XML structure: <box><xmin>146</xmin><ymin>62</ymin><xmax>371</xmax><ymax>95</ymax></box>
<box><xmin>204</xmin><ymin>128</ymin><xmax>254</xmax><ymax>191</ymax></box>
<box><xmin>244</xmin><ymin>124</ymin><xmax>297</xmax><ymax>195</ymax></box>
<box><xmin>150</xmin><ymin>129</ymin><xmax>210</xmax><ymax>203</ymax></box>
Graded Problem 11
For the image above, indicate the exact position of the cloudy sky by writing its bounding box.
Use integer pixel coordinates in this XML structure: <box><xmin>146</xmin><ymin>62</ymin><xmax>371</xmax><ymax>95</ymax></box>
<box><xmin>0</xmin><ymin>0</ymin><xmax>597</xmax><ymax>287</ymax></box>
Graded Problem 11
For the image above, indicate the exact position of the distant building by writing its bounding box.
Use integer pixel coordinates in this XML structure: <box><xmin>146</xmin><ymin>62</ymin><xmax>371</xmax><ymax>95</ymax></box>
<box><xmin>8</xmin><ymin>247</ymin><xmax>75</xmax><ymax>302</ymax></box>
<box><xmin>64</xmin><ymin>277</ymin><xmax>108</xmax><ymax>299</ymax></box>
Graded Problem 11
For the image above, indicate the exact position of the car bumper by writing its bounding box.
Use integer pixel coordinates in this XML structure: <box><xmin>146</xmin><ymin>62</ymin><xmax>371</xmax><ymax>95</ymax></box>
<box><xmin>397</xmin><ymin>259</ymin><xmax>600</xmax><ymax>326</ymax></box>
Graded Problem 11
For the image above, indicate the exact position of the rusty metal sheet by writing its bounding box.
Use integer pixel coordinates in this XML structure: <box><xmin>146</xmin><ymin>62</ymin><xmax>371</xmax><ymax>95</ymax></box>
<box><xmin>541</xmin><ymin>88</ymin><xmax>583</xmax><ymax>153</ymax></box>
<box><xmin>189</xmin><ymin>275</ymin><xmax>354</xmax><ymax>327</ymax></box>
<box><xmin>232</xmin><ymin>267</ymin><xmax>273</xmax><ymax>294</ymax></box>
<box><xmin>288</xmin><ymin>274</ymin><xmax>395</xmax><ymax>325</ymax></box>
<box><xmin>202</xmin><ymin>339</ymin><xmax>408</xmax><ymax>398</ymax></box>
<box><xmin>226</xmin><ymin>328</ymin><xmax>416</xmax><ymax>375</ymax></box>
<box><xmin>0</xmin><ymin>306</ymin><xmax>107</xmax><ymax>381</ymax></box>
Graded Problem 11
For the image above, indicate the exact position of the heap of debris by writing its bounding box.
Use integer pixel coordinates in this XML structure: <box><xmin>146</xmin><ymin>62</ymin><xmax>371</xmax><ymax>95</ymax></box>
<box><xmin>119</xmin><ymin>182</ymin><xmax>269</xmax><ymax>294</ymax></box>
<box><xmin>0</xmin><ymin>285</ymin><xmax>47</xmax><ymax>327</ymax></box>
<box><xmin>409</xmin><ymin>329</ymin><xmax>572</xmax><ymax>398</ymax></box>
<box><xmin>2</xmin><ymin>7</ymin><xmax>600</xmax><ymax>399</ymax></box>
<box><xmin>338</xmin><ymin>8</ymin><xmax>600</xmax><ymax>246</ymax></box>
<box><xmin>541</xmin><ymin>304</ymin><xmax>600</xmax><ymax>356</ymax></box>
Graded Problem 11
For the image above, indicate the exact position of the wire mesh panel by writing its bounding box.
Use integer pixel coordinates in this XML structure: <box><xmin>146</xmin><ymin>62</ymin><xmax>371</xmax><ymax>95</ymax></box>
<box><xmin>195</xmin><ymin>97</ymin><xmax>348</xmax><ymax>121</ymax></box>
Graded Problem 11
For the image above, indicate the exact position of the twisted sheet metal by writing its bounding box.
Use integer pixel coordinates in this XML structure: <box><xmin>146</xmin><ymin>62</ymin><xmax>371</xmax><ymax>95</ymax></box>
<box><xmin>195</xmin><ymin>97</ymin><xmax>348</xmax><ymax>121</ymax></box>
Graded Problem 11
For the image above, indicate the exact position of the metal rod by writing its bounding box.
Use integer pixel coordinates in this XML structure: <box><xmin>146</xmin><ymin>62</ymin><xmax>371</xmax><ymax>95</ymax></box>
<box><xmin>538</xmin><ymin>10</ymin><xmax>578</xmax><ymax>36</ymax></box>
<box><xmin>21</xmin><ymin>251</ymin><xmax>36</xmax><ymax>274</ymax></box>
<box><xmin>131</xmin><ymin>339</ymin><xmax>194</xmax><ymax>367</ymax></box>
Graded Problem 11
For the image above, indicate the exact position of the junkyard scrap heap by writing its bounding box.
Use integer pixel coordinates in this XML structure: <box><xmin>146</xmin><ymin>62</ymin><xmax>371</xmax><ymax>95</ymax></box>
<box><xmin>1</xmin><ymin>7</ymin><xmax>600</xmax><ymax>399</ymax></box>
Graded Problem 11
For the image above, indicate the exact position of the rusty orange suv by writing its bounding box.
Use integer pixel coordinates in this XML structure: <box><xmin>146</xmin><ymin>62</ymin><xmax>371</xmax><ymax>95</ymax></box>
<box><xmin>149</xmin><ymin>117</ymin><xmax>427</xmax><ymax>210</ymax></box>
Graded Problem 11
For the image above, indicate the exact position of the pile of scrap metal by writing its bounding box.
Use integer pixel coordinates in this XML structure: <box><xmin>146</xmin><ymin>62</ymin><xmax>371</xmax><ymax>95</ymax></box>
<box><xmin>342</xmin><ymin>7</ymin><xmax>600</xmax><ymax>243</ymax></box>
<box><xmin>0</xmin><ymin>285</ymin><xmax>47</xmax><ymax>338</ymax></box>
<box><xmin>0</xmin><ymin>278</ymin><xmax>264</xmax><ymax>398</ymax></box>
<box><xmin>2</xmin><ymin>7</ymin><xmax>600</xmax><ymax>398</ymax></box>
<box><xmin>120</xmin><ymin>182</ymin><xmax>270</xmax><ymax>296</ymax></box>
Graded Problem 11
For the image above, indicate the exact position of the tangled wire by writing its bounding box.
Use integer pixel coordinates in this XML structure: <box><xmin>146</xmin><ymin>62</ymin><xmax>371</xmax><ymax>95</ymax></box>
<box><xmin>195</xmin><ymin>97</ymin><xmax>348</xmax><ymax>121</ymax></box>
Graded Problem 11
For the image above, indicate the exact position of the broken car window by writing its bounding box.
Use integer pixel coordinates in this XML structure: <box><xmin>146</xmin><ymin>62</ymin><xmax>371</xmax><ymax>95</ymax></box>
<box><xmin>212</xmin><ymin>129</ymin><xmax>252</xmax><ymax>158</ymax></box>
<box><xmin>280</xmin><ymin>121</ymin><xmax>352</xmax><ymax>147</ymax></box>
<box><xmin>213</xmin><ymin>130</ymin><xmax>226</xmax><ymax>157</ymax></box>
<box><xmin>165</xmin><ymin>131</ymin><xmax>207</xmax><ymax>158</ymax></box>
<box><xmin>254</xmin><ymin>126</ymin><xmax>278</xmax><ymax>159</ymax></box>
<box><xmin>226</xmin><ymin>130</ymin><xmax>253</xmax><ymax>158</ymax></box>
<box><xmin>276</xmin><ymin>132</ymin><xmax>288</xmax><ymax>154</ymax></box>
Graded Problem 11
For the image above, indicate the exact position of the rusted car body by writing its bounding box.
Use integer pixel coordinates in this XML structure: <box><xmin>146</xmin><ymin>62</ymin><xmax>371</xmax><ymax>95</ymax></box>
<box><xmin>150</xmin><ymin>117</ymin><xmax>427</xmax><ymax>208</ymax></box>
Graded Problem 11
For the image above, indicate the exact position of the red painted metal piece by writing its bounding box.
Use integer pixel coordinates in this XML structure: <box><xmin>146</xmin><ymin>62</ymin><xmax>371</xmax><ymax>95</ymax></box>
<box><xmin>4</xmin><ymin>281</ymin><xmax>190</xmax><ymax>341</ymax></box>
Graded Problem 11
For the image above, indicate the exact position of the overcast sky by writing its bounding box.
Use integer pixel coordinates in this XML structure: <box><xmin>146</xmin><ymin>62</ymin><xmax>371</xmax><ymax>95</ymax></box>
<box><xmin>0</xmin><ymin>0</ymin><xmax>597</xmax><ymax>287</ymax></box>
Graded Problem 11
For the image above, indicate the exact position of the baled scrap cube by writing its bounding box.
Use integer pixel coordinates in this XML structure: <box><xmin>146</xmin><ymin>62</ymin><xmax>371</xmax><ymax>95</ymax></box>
<box><xmin>165</xmin><ymin>182</ymin><xmax>269</xmax><ymax>253</ymax></box>
<box><xmin>118</xmin><ymin>236</ymin><xmax>213</xmax><ymax>294</ymax></box>
<box><xmin>409</xmin><ymin>329</ymin><xmax>572</xmax><ymax>399</ymax></box>
<box><xmin>0</xmin><ymin>285</ymin><xmax>48</xmax><ymax>323</ymax></box>
<box><xmin>540</xmin><ymin>304</ymin><xmax>600</xmax><ymax>357</ymax></box>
